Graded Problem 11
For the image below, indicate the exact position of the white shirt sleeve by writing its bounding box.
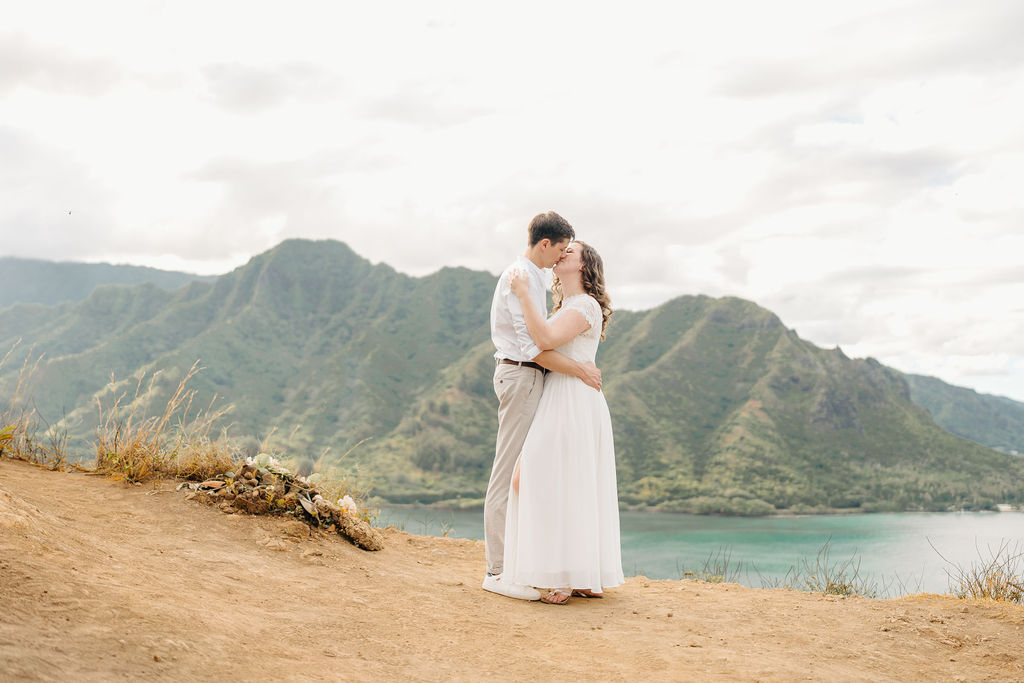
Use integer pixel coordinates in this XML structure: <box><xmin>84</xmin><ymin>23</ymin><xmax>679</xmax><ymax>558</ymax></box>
<box><xmin>503</xmin><ymin>279</ymin><xmax>543</xmax><ymax>360</ymax></box>
<box><xmin>490</xmin><ymin>258</ymin><xmax>549</xmax><ymax>361</ymax></box>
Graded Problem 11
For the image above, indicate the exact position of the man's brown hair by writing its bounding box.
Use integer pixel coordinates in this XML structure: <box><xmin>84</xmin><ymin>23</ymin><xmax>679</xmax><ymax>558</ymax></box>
<box><xmin>527</xmin><ymin>211</ymin><xmax>575</xmax><ymax>246</ymax></box>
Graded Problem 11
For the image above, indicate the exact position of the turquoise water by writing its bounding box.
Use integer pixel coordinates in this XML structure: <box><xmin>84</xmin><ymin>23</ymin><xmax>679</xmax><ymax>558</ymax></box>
<box><xmin>375</xmin><ymin>508</ymin><xmax>1024</xmax><ymax>595</ymax></box>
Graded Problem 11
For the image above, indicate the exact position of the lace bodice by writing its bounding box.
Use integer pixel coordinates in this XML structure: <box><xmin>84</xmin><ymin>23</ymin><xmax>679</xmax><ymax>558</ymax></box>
<box><xmin>550</xmin><ymin>294</ymin><xmax>602</xmax><ymax>363</ymax></box>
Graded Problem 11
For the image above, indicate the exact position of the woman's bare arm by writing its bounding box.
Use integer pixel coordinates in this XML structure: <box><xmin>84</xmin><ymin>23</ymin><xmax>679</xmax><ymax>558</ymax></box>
<box><xmin>508</xmin><ymin>270</ymin><xmax>588</xmax><ymax>350</ymax></box>
<box><xmin>535</xmin><ymin>351</ymin><xmax>602</xmax><ymax>391</ymax></box>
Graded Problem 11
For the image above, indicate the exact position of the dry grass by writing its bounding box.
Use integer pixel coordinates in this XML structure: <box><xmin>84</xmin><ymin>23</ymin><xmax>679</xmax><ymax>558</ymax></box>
<box><xmin>0</xmin><ymin>341</ymin><xmax>70</xmax><ymax>470</ymax></box>
<box><xmin>308</xmin><ymin>437</ymin><xmax>376</xmax><ymax>523</ymax></box>
<box><xmin>91</xmin><ymin>360</ymin><xmax>374</xmax><ymax>520</ymax></box>
<box><xmin>172</xmin><ymin>441</ymin><xmax>241</xmax><ymax>482</ymax></box>
<box><xmin>94</xmin><ymin>361</ymin><xmax>237</xmax><ymax>483</ymax></box>
<box><xmin>932</xmin><ymin>538</ymin><xmax>1024</xmax><ymax>604</ymax></box>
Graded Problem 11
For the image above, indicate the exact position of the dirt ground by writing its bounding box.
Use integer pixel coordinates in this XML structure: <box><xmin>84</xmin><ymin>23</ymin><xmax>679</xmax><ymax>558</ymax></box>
<box><xmin>2</xmin><ymin>458</ymin><xmax>1022</xmax><ymax>682</ymax></box>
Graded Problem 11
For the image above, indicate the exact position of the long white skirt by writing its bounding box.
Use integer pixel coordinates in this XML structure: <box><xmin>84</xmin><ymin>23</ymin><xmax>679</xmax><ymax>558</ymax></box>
<box><xmin>502</xmin><ymin>372</ymin><xmax>624</xmax><ymax>592</ymax></box>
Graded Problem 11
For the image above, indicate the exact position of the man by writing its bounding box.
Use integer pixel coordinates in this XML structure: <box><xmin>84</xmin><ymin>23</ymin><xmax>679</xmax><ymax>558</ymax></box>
<box><xmin>483</xmin><ymin>211</ymin><xmax>603</xmax><ymax>600</ymax></box>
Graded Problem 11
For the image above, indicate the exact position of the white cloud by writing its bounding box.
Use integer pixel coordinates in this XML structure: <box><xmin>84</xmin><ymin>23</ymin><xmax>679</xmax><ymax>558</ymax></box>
<box><xmin>2</xmin><ymin>0</ymin><xmax>1024</xmax><ymax>401</ymax></box>
<box><xmin>201</xmin><ymin>62</ymin><xmax>344</xmax><ymax>114</ymax></box>
<box><xmin>0</xmin><ymin>31</ymin><xmax>123</xmax><ymax>96</ymax></box>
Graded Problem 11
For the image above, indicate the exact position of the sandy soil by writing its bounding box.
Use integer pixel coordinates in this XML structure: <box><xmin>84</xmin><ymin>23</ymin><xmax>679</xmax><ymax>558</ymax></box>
<box><xmin>2</xmin><ymin>458</ymin><xmax>1022</xmax><ymax>682</ymax></box>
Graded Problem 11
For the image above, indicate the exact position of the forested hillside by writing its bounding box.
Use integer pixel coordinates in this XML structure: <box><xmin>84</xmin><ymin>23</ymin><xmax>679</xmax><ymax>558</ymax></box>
<box><xmin>3</xmin><ymin>239</ymin><xmax>1021</xmax><ymax>514</ymax></box>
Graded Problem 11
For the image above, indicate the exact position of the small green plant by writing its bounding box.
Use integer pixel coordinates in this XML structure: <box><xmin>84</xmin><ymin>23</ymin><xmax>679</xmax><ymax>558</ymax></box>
<box><xmin>0</xmin><ymin>424</ymin><xmax>14</xmax><ymax>452</ymax></box>
<box><xmin>679</xmin><ymin>546</ymin><xmax>744</xmax><ymax>584</ymax></box>
<box><xmin>756</xmin><ymin>538</ymin><xmax>880</xmax><ymax>598</ymax></box>
<box><xmin>796</xmin><ymin>538</ymin><xmax>876</xmax><ymax>597</ymax></box>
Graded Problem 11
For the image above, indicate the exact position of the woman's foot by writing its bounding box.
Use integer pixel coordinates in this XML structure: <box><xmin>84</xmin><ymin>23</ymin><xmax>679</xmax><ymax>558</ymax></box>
<box><xmin>571</xmin><ymin>588</ymin><xmax>603</xmax><ymax>598</ymax></box>
<box><xmin>540</xmin><ymin>588</ymin><xmax>571</xmax><ymax>605</ymax></box>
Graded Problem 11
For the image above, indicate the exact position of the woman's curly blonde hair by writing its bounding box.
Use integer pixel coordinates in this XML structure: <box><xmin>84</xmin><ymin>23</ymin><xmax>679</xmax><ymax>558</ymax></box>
<box><xmin>551</xmin><ymin>241</ymin><xmax>613</xmax><ymax>340</ymax></box>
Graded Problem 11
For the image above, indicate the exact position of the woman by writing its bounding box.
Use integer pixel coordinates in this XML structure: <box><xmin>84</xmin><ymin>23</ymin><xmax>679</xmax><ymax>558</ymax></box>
<box><xmin>503</xmin><ymin>241</ymin><xmax>623</xmax><ymax>605</ymax></box>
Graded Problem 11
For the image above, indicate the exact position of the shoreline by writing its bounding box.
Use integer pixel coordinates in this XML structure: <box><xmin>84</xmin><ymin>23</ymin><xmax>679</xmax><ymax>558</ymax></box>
<box><xmin>376</xmin><ymin>502</ymin><xmax>1022</xmax><ymax>517</ymax></box>
<box><xmin>377</xmin><ymin>503</ymin><xmax>1024</xmax><ymax>595</ymax></box>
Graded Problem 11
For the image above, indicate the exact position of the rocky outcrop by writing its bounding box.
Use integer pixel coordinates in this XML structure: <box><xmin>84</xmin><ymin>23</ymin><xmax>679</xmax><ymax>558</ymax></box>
<box><xmin>180</xmin><ymin>461</ymin><xmax>383</xmax><ymax>551</ymax></box>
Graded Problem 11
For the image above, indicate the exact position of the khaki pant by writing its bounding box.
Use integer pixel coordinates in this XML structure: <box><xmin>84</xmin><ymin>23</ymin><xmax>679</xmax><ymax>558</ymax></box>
<box><xmin>484</xmin><ymin>363</ymin><xmax>545</xmax><ymax>575</ymax></box>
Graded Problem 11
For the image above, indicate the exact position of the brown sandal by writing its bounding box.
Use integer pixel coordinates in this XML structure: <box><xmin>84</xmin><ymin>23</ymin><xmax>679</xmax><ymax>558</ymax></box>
<box><xmin>571</xmin><ymin>589</ymin><xmax>603</xmax><ymax>598</ymax></box>
<box><xmin>540</xmin><ymin>589</ymin><xmax>571</xmax><ymax>605</ymax></box>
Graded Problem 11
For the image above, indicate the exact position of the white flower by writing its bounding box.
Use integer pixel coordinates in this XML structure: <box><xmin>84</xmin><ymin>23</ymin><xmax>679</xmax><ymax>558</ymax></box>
<box><xmin>338</xmin><ymin>495</ymin><xmax>358</xmax><ymax>515</ymax></box>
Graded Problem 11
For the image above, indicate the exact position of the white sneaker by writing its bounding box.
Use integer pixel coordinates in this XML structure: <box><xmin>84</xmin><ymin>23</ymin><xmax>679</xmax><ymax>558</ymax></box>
<box><xmin>482</xmin><ymin>573</ymin><xmax>541</xmax><ymax>601</ymax></box>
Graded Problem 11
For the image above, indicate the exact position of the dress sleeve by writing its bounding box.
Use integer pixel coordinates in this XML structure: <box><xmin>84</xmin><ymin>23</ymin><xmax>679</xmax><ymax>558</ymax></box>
<box><xmin>564</xmin><ymin>296</ymin><xmax>602</xmax><ymax>333</ymax></box>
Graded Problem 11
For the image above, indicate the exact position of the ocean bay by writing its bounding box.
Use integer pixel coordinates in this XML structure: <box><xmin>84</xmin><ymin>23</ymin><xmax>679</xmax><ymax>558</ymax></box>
<box><xmin>375</xmin><ymin>508</ymin><xmax>1024</xmax><ymax>595</ymax></box>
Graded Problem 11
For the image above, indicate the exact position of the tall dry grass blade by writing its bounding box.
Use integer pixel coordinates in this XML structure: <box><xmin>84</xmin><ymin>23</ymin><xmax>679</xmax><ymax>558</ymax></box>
<box><xmin>0</xmin><ymin>343</ymin><xmax>51</xmax><ymax>464</ymax></box>
<box><xmin>929</xmin><ymin>537</ymin><xmax>1024</xmax><ymax>603</ymax></box>
<box><xmin>94</xmin><ymin>361</ymin><xmax>236</xmax><ymax>484</ymax></box>
<box><xmin>0</xmin><ymin>338</ymin><xmax>21</xmax><ymax>373</ymax></box>
<box><xmin>259</xmin><ymin>426</ymin><xmax>279</xmax><ymax>453</ymax></box>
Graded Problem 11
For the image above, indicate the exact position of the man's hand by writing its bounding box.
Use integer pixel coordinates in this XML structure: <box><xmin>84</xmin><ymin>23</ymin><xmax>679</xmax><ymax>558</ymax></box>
<box><xmin>578</xmin><ymin>361</ymin><xmax>602</xmax><ymax>391</ymax></box>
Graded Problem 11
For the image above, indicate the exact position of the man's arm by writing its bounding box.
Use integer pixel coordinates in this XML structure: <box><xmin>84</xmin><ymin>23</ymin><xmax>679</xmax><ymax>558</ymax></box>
<box><xmin>505</xmin><ymin>285</ymin><xmax>543</xmax><ymax>361</ymax></box>
<box><xmin>534</xmin><ymin>350</ymin><xmax>602</xmax><ymax>391</ymax></box>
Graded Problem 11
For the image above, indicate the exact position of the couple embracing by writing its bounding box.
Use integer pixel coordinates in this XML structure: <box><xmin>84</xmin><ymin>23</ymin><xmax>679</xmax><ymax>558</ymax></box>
<box><xmin>483</xmin><ymin>211</ymin><xmax>623</xmax><ymax>606</ymax></box>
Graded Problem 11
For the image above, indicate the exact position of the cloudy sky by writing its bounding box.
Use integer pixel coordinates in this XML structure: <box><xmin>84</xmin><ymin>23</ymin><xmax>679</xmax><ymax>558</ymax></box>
<box><xmin>2</xmin><ymin>1</ymin><xmax>1024</xmax><ymax>401</ymax></box>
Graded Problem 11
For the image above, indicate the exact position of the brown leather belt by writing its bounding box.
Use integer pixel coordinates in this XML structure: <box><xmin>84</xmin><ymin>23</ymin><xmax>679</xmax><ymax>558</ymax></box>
<box><xmin>497</xmin><ymin>358</ymin><xmax>546</xmax><ymax>372</ymax></box>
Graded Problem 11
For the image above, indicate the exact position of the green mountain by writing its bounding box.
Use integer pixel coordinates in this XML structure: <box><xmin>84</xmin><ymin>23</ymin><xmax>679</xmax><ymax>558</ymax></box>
<box><xmin>0</xmin><ymin>256</ymin><xmax>215</xmax><ymax>308</ymax></box>
<box><xmin>0</xmin><ymin>240</ymin><xmax>495</xmax><ymax>472</ymax></box>
<box><xmin>381</xmin><ymin>296</ymin><xmax>1024</xmax><ymax>513</ymax></box>
<box><xmin>906</xmin><ymin>374</ymin><xmax>1024</xmax><ymax>455</ymax></box>
<box><xmin>2</xmin><ymin>239</ymin><xmax>1022</xmax><ymax>514</ymax></box>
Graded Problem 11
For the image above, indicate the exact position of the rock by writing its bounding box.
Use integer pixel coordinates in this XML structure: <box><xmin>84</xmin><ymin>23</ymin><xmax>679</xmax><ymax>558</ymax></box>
<box><xmin>174</xmin><ymin>465</ymin><xmax>385</xmax><ymax>551</ymax></box>
<box><xmin>334</xmin><ymin>509</ymin><xmax>384</xmax><ymax>551</ymax></box>
<box><xmin>280</xmin><ymin>520</ymin><xmax>309</xmax><ymax>540</ymax></box>
<box><xmin>257</xmin><ymin>533</ymin><xmax>288</xmax><ymax>552</ymax></box>
<box><xmin>233</xmin><ymin>495</ymin><xmax>270</xmax><ymax>515</ymax></box>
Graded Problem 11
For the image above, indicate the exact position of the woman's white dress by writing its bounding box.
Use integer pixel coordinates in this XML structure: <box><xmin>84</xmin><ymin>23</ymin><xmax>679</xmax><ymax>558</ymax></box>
<box><xmin>502</xmin><ymin>294</ymin><xmax>624</xmax><ymax>592</ymax></box>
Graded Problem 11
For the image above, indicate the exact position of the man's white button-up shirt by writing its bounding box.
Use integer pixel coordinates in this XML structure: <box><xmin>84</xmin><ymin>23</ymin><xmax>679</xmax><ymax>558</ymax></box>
<box><xmin>490</xmin><ymin>256</ymin><xmax>548</xmax><ymax>362</ymax></box>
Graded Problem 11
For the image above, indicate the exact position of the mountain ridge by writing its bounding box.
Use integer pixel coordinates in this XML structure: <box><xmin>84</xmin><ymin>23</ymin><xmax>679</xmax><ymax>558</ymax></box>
<box><xmin>0</xmin><ymin>255</ymin><xmax>216</xmax><ymax>308</ymax></box>
<box><xmin>2</xmin><ymin>239</ymin><xmax>1022</xmax><ymax>513</ymax></box>
<box><xmin>907</xmin><ymin>374</ymin><xmax>1024</xmax><ymax>454</ymax></box>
